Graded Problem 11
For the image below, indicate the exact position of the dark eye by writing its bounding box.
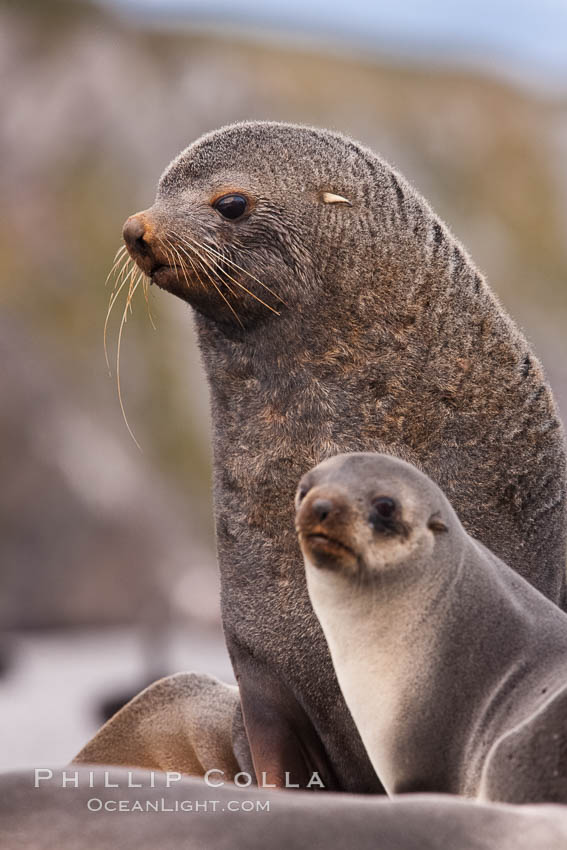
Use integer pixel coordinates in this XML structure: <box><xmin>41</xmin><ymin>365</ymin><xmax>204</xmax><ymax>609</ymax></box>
<box><xmin>214</xmin><ymin>194</ymin><xmax>248</xmax><ymax>220</ymax></box>
<box><xmin>297</xmin><ymin>486</ymin><xmax>309</xmax><ymax>503</ymax></box>
<box><xmin>372</xmin><ymin>497</ymin><xmax>396</xmax><ymax>519</ymax></box>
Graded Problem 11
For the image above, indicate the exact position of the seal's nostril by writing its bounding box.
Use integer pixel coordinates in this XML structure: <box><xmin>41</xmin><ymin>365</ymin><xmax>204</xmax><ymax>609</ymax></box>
<box><xmin>312</xmin><ymin>498</ymin><xmax>333</xmax><ymax>523</ymax></box>
<box><xmin>122</xmin><ymin>215</ymin><xmax>147</xmax><ymax>253</ymax></box>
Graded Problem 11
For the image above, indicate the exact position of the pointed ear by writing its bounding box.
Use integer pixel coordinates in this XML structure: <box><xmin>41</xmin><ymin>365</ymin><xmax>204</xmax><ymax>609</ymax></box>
<box><xmin>428</xmin><ymin>514</ymin><xmax>448</xmax><ymax>533</ymax></box>
<box><xmin>321</xmin><ymin>192</ymin><xmax>352</xmax><ymax>206</ymax></box>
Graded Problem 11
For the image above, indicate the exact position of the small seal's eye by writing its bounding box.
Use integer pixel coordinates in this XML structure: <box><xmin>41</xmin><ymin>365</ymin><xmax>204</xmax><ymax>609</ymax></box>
<box><xmin>297</xmin><ymin>485</ymin><xmax>310</xmax><ymax>504</ymax></box>
<box><xmin>371</xmin><ymin>497</ymin><xmax>397</xmax><ymax>519</ymax></box>
<box><xmin>214</xmin><ymin>194</ymin><xmax>248</xmax><ymax>220</ymax></box>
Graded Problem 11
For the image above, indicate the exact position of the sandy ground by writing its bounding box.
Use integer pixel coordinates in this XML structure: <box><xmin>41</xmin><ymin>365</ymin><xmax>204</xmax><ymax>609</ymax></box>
<box><xmin>0</xmin><ymin>626</ymin><xmax>234</xmax><ymax>770</ymax></box>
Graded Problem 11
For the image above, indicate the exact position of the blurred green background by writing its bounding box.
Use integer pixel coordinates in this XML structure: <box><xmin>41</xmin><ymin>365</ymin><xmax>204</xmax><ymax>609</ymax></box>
<box><xmin>1</xmin><ymin>0</ymin><xmax>566</xmax><ymax>765</ymax></box>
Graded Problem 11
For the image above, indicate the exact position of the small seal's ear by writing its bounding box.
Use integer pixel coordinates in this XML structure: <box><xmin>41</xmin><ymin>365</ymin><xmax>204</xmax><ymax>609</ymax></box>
<box><xmin>321</xmin><ymin>192</ymin><xmax>352</xmax><ymax>206</ymax></box>
<box><xmin>428</xmin><ymin>514</ymin><xmax>448</xmax><ymax>534</ymax></box>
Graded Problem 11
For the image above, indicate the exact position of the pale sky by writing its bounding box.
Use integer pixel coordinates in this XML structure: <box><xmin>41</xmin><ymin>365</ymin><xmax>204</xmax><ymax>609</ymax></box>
<box><xmin>100</xmin><ymin>0</ymin><xmax>567</xmax><ymax>86</ymax></box>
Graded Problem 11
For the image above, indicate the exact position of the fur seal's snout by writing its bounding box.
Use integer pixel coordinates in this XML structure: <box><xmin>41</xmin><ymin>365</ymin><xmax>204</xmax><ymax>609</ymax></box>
<box><xmin>310</xmin><ymin>498</ymin><xmax>334</xmax><ymax>523</ymax></box>
<box><xmin>296</xmin><ymin>485</ymin><xmax>358</xmax><ymax>571</ymax></box>
<box><xmin>122</xmin><ymin>208</ymin><xmax>205</xmax><ymax>300</ymax></box>
<box><xmin>122</xmin><ymin>213</ymin><xmax>146</xmax><ymax>253</ymax></box>
<box><xmin>122</xmin><ymin>211</ymin><xmax>161</xmax><ymax>276</ymax></box>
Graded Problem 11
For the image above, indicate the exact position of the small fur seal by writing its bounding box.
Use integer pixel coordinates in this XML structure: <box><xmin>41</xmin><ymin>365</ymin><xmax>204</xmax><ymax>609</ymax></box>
<box><xmin>122</xmin><ymin>121</ymin><xmax>566</xmax><ymax>791</ymax></box>
<box><xmin>297</xmin><ymin>452</ymin><xmax>567</xmax><ymax>802</ymax></box>
<box><xmin>4</xmin><ymin>766</ymin><xmax>567</xmax><ymax>850</ymax></box>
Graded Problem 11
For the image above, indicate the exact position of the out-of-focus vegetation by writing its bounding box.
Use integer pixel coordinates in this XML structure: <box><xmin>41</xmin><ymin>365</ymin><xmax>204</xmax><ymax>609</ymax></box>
<box><xmin>2</xmin><ymin>0</ymin><xmax>566</xmax><ymax>628</ymax></box>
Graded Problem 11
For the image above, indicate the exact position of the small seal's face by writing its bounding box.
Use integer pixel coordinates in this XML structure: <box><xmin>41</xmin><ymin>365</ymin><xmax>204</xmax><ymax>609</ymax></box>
<box><xmin>295</xmin><ymin>453</ymin><xmax>449</xmax><ymax>579</ymax></box>
<box><xmin>120</xmin><ymin>122</ymin><xmax>358</xmax><ymax>330</ymax></box>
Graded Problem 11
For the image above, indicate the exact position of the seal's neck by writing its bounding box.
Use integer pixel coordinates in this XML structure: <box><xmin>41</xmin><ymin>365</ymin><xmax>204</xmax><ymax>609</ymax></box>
<box><xmin>194</xmin><ymin>205</ymin><xmax>510</xmax><ymax>431</ymax></box>
<box><xmin>192</xmin><ymin>221</ymin><xmax>521</xmax><ymax>609</ymax></box>
<box><xmin>305</xmin><ymin>541</ymin><xmax>544</xmax><ymax>797</ymax></box>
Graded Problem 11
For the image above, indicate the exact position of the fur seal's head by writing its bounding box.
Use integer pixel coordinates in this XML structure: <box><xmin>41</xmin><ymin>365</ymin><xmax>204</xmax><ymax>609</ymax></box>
<box><xmin>120</xmin><ymin>121</ymin><xmax>422</xmax><ymax>333</ymax></box>
<box><xmin>296</xmin><ymin>453</ymin><xmax>453</xmax><ymax>580</ymax></box>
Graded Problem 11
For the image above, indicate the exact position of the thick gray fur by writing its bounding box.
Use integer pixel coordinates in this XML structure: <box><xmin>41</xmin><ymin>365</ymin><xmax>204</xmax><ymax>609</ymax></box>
<box><xmin>135</xmin><ymin>121</ymin><xmax>566</xmax><ymax>792</ymax></box>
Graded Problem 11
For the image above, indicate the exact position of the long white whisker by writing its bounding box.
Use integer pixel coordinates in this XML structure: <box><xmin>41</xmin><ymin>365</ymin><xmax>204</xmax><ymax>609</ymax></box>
<box><xmin>192</xmin><ymin>253</ymin><xmax>243</xmax><ymax>327</ymax></box>
<box><xmin>175</xmin><ymin>242</ymin><xmax>236</xmax><ymax>299</ymax></box>
<box><xmin>105</xmin><ymin>245</ymin><xmax>128</xmax><ymax>287</ymax></box>
<box><xmin>173</xmin><ymin>239</ymin><xmax>243</xmax><ymax>326</ymax></box>
<box><xmin>116</xmin><ymin>276</ymin><xmax>143</xmax><ymax>452</ymax></box>
<box><xmin>104</xmin><ymin>272</ymin><xmax>132</xmax><ymax>373</ymax></box>
<box><xmin>170</xmin><ymin>229</ymin><xmax>285</xmax><ymax>307</ymax></box>
<box><xmin>171</xmin><ymin>232</ymin><xmax>280</xmax><ymax>316</ymax></box>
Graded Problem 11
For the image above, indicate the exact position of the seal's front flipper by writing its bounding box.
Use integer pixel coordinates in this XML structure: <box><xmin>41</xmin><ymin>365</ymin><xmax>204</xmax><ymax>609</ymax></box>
<box><xmin>73</xmin><ymin>672</ymin><xmax>241</xmax><ymax>778</ymax></box>
<box><xmin>480</xmin><ymin>684</ymin><xmax>567</xmax><ymax>804</ymax></box>
<box><xmin>231</xmin><ymin>701</ymin><xmax>256</xmax><ymax>775</ymax></box>
<box><xmin>235</xmin><ymin>658</ymin><xmax>340</xmax><ymax>791</ymax></box>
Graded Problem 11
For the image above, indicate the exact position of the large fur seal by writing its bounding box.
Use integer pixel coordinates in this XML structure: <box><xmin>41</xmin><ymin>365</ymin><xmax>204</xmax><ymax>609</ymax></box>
<box><xmin>3</xmin><ymin>766</ymin><xmax>567</xmax><ymax>850</ymax></box>
<box><xmin>297</xmin><ymin>452</ymin><xmax>567</xmax><ymax>802</ymax></box>
<box><xmin>121</xmin><ymin>121</ymin><xmax>566</xmax><ymax>791</ymax></box>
